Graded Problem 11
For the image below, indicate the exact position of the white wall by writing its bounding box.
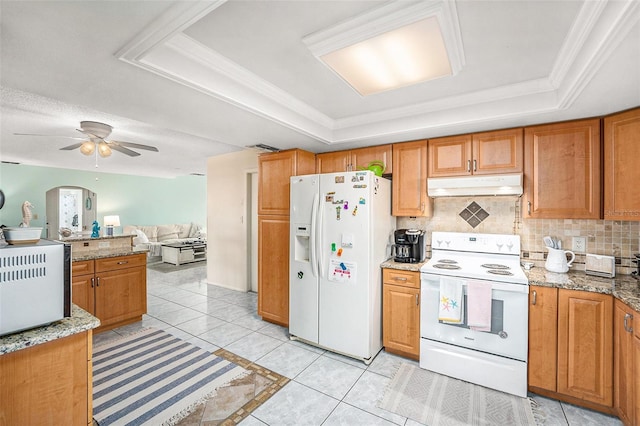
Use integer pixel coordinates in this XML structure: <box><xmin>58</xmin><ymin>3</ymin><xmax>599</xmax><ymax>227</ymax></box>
<box><xmin>206</xmin><ymin>150</ymin><xmax>259</xmax><ymax>291</ymax></box>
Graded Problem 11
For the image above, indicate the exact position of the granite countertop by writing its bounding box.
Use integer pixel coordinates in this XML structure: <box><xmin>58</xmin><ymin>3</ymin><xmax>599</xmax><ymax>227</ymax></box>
<box><xmin>382</xmin><ymin>259</ymin><xmax>640</xmax><ymax>312</ymax></box>
<box><xmin>0</xmin><ymin>305</ymin><xmax>100</xmax><ymax>355</ymax></box>
<box><xmin>60</xmin><ymin>235</ymin><xmax>133</xmax><ymax>243</ymax></box>
<box><xmin>72</xmin><ymin>247</ymin><xmax>148</xmax><ymax>261</ymax></box>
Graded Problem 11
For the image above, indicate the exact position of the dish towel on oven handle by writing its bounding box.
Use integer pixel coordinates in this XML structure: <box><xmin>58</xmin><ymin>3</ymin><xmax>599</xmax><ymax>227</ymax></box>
<box><xmin>467</xmin><ymin>280</ymin><xmax>492</xmax><ymax>331</ymax></box>
<box><xmin>438</xmin><ymin>277</ymin><xmax>464</xmax><ymax>323</ymax></box>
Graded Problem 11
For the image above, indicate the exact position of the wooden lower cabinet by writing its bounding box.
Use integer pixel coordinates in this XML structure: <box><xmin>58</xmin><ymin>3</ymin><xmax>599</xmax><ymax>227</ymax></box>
<box><xmin>528</xmin><ymin>287</ymin><xmax>615</xmax><ymax>414</ymax></box>
<box><xmin>614</xmin><ymin>299</ymin><xmax>635</xmax><ymax>425</ymax></box>
<box><xmin>557</xmin><ymin>289</ymin><xmax>613</xmax><ymax>408</ymax></box>
<box><xmin>634</xmin><ymin>324</ymin><xmax>640</xmax><ymax>426</ymax></box>
<box><xmin>258</xmin><ymin>215</ymin><xmax>290</xmax><ymax>326</ymax></box>
<box><xmin>72</xmin><ymin>253</ymin><xmax>147</xmax><ymax>333</ymax></box>
<box><xmin>528</xmin><ymin>285</ymin><xmax>558</xmax><ymax>392</ymax></box>
<box><xmin>0</xmin><ymin>331</ymin><xmax>93</xmax><ymax>426</ymax></box>
<box><xmin>382</xmin><ymin>268</ymin><xmax>420</xmax><ymax>360</ymax></box>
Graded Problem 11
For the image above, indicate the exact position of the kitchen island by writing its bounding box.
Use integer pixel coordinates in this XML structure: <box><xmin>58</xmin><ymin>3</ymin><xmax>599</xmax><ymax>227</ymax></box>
<box><xmin>0</xmin><ymin>305</ymin><xmax>100</xmax><ymax>425</ymax></box>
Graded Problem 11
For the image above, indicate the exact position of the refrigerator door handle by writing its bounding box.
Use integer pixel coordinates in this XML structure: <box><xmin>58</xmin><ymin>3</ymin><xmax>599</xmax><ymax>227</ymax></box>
<box><xmin>317</xmin><ymin>191</ymin><xmax>325</xmax><ymax>279</ymax></box>
<box><xmin>310</xmin><ymin>193</ymin><xmax>319</xmax><ymax>278</ymax></box>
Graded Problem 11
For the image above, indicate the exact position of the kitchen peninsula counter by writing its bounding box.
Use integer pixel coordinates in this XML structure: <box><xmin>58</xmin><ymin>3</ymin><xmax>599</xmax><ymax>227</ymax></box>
<box><xmin>0</xmin><ymin>304</ymin><xmax>99</xmax><ymax>355</ymax></box>
<box><xmin>72</xmin><ymin>246</ymin><xmax>148</xmax><ymax>261</ymax></box>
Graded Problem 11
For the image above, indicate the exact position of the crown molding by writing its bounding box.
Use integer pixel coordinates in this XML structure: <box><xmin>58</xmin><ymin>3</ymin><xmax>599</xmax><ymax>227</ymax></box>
<box><xmin>116</xmin><ymin>0</ymin><xmax>638</xmax><ymax>146</ymax></box>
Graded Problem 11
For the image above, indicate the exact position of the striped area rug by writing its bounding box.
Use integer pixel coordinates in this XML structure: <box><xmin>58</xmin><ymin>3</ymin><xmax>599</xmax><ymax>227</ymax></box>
<box><xmin>92</xmin><ymin>328</ymin><xmax>247</xmax><ymax>426</ymax></box>
<box><xmin>379</xmin><ymin>363</ymin><xmax>540</xmax><ymax>425</ymax></box>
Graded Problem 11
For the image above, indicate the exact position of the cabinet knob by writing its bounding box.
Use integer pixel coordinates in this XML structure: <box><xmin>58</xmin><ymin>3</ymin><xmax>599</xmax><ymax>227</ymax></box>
<box><xmin>394</xmin><ymin>276</ymin><xmax>408</xmax><ymax>281</ymax></box>
<box><xmin>117</xmin><ymin>261</ymin><xmax>128</xmax><ymax>265</ymax></box>
<box><xmin>467</xmin><ymin>160</ymin><xmax>471</xmax><ymax>173</ymax></box>
<box><xmin>91</xmin><ymin>277</ymin><xmax>94</xmax><ymax>288</ymax></box>
<box><xmin>527</xmin><ymin>201</ymin><xmax>532</xmax><ymax>215</ymax></box>
<box><xmin>532</xmin><ymin>290</ymin><xmax>537</xmax><ymax>305</ymax></box>
<box><xmin>416</xmin><ymin>294</ymin><xmax>419</xmax><ymax>306</ymax></box>
<box><xmin>96</xmin><ymin>277</ymin><xmax>100</xmax><ymax>287</ymax></box>
<box><xmin>473</xmin><ymin>159</ymin><xmax>477</xmax><ymax>172</ymax></box>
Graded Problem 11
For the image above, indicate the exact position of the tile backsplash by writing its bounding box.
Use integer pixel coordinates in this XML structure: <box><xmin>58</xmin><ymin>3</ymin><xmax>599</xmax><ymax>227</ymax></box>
<box><xmin>397</xmin><ymin>196</ymin><xmax>640</xmax><ymax>275</ymax></box>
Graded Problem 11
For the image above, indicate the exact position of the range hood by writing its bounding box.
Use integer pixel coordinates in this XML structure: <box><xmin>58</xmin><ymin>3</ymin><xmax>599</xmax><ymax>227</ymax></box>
<box><xmin>428</xmin><ymin>173</ymin><xmax>523</xmax><ymax>197</ymax></box>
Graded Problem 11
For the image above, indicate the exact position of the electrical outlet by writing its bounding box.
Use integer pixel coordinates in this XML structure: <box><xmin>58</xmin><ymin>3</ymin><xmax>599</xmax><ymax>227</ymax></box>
<box><xmin>572</xmin><ymin>236</ymin><xmax>586</xmax><ymax>253</ymax></box>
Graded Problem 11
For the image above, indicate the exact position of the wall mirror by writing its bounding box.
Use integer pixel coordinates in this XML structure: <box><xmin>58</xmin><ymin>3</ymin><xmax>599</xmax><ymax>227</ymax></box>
<box><xmin>45</xmin><ymin>186</ymin><xmax>97</xmax><ymax>238</ymax></box>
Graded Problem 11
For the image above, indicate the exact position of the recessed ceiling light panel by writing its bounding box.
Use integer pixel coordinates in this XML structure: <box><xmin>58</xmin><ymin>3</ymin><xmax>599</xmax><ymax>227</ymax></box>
<box><xmin>320</xmin><ymin>17</ymin><xmax>452</xmax><ymax>95</ymax></box>
<box><xmin>303</xmin><ymin>1</ymin><xmax>465</xmax><ymax>96</ymax></box>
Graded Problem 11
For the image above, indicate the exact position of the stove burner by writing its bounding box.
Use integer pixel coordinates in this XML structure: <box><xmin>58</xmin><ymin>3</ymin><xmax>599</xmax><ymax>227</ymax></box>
<box><xmin>437</xmin><ymin>259</ymin><xmax>459</xmax><ymax>264</ymax></box>
<box><xmin>487</xmin><ymin>269</ymin><xmax>514</xmax><ymax>276</ymax></box>
<box><xmin>481</xmin><ymin>263</ymin><xmax>510</xmax><ymax>270</ymax></box>
<box><xmin>433</xmin><ymin>264</ymin><xmax>462</xmax><ymax>270</ymax></box>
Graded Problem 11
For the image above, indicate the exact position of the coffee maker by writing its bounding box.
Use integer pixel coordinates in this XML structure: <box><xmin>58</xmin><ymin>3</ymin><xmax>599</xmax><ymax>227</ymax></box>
<box><xmin>393</xmin><ymin>229</ymin><xmax>426</xmax><ymax>263</ymax></box>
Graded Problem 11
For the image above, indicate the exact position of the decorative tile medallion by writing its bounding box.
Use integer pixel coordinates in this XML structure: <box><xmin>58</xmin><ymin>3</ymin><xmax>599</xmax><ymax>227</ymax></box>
<box><xmin>459</xmin><ymin>202</ymin><xmax>490</xmax><ymax>228</ymax></box>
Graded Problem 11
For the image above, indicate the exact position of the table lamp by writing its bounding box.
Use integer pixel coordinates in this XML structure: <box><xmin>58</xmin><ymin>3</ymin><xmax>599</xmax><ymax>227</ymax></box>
<box><xmin>104</xmin><ymin>215</ymin><xmax>120</xmax><ymax>237</ymax></box>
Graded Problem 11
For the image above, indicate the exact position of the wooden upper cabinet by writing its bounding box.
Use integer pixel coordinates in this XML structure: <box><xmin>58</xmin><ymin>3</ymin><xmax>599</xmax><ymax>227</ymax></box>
<box><xmin>316</xmin><ymin>145</ymin><xmax>393</xmax><ymax>174</ymax></box>
<box><xmin>557</xmin><ymin>289</ymin><xmax>613</xmax><ymax>407</ymax></box>
<box><xmin>428</xmin><ymin>128</ymin><xmax>523</xmax><ymax>177</ymax></box>
<box><xmin>392</xmin><ymin>140</ymin><xmax>432</xmax><ymax>217</ymax></box>
<box><xmin>428</xmin><ymin>134</ymin><xmax>472</xmax><ymax>177</ymax></box>
<box><xmin>258</xmin><ymin>149</ymin><xmax>316</xmax><ymax>216</ymax></box>
<box><xmin>473</xmin><ymin>128</ymin><xmax>523</xmax><ymax>175</ymax></box>
<box><xmin>350</xmin><ymin>145</ymin><xmax>393</xmax><ymax>174</ymax></box>
<box><xmin>604</xmin><ymin>107</ymin><xmax>640</xmax><ymax>220</ymax></box>
<box><xmin>523</xmin><ymin>118</ymin><xmax>601</xmax><ymax>219</ymax></box>
<box><xmin>316</xmin><ymin>151</ymin><xmax>349</xmax><ymax>174</ymax></box>
<box><xmin>528</xmin><ymin>285</ymin><xmax>558</xmax><ymax>393</ymax></box>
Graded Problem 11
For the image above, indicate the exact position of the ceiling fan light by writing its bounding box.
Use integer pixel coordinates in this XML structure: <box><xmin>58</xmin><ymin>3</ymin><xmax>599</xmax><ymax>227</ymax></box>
<box><xmin>79</xmin><ymin>141</ymin><xmax>95</xmax><ymax>155</ymax></box>
<box><xmin>98</xmin><ymin>142</ymin><xmax>112</xmax><ymax>157</ymax></box>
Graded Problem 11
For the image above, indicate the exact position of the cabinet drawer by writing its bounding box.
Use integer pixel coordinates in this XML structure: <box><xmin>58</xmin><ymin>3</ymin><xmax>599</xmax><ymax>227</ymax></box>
<box><xmin>72</xmin><ymin>260</ymin><xmax>94</xmax><ymax>276</ymax></box>
<box><xmin>96</xmin><ymin>253</ymin><xmax>146</xmax><ymax>272</ymax></box>
<box><xmin>383</xmin><ymin>268</ymin><xmax>420</xmax><ymax>289</ymax></box>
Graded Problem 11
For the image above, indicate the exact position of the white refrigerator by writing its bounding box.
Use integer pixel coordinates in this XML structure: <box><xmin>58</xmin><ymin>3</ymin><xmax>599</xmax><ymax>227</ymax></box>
<box><xmin>289</xmin><ymin>171</ymin><xmax>395</xmax><ymax>363</ymax></box>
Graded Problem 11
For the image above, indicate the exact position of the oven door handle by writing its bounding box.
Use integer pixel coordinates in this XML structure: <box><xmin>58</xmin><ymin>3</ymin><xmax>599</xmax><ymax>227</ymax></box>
<box><xmin>422</xmin><ymin>274</ymin><xmax>530</xmax><ymax>294</ymax></box>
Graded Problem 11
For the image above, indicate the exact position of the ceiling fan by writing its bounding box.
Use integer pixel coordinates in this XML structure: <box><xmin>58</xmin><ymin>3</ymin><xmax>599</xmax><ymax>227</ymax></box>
<box><xmin>15</xmin><ymin>121</ymin><xmax>159</xmax><ymax>158</ymax></box>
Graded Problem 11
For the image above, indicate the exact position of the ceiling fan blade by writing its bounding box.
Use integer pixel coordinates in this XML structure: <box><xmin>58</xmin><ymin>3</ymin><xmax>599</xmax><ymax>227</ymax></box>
<box><xmin>60</xmin><ymin>143</ymin><xmax>84</xmax><ymax>151</ymax></box>
<box><xmin>76</xmin><ymin>128</ymin><xmax>104</xmax><ymax>140</ymax></box>
<box><xmin>110</xmin><ymin>140</ymin><xmax>159</xmax><ymax>152</ymax></box>
<box><xmin>14</xmin><ymin>133</ymin><xmax>86</xmax><ymax>141</ymax></box>
<box><xmin>108</xmin><ymin>143</ymin><xmax>140</xmax><ymax>157</ymax></box>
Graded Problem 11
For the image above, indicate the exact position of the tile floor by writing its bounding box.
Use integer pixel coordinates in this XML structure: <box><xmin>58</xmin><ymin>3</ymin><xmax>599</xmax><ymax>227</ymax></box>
<box><xmin>95</xmin><ymin>264</ymin><xmax>623</xmax><ymax>426</ymax></box>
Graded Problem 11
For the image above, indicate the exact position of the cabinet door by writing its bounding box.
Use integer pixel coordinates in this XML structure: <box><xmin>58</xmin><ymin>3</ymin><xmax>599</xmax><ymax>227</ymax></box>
<box><xmin>392</xmin><ymin>140</ymin><xmax>432</xmax><ymax>217</ymax></box>
<box><xmin>557</xmin><ymin>289</ymin><xmax>613</xmax><ymax>407</ymax></box>
<box><xmin>604</xmin><ymin>108</ymin><xmax>640</xmax><ymax>220</ymax></box>
<box><xmin>316</xmin><ymin>151</ymin><xmax>349</xmax><ymax>173</ymax></box>
<box><xmin>72</xmin><ymin>273</ymin><xmax>95</xmax><ymax>315</ymax></box>
<box><xmin>350</xmin><ymin>144</ymin><xmax>393</xmax><ymax>174</ymax></box>
<box><xmin>258</xmin><ymin>215</ymin><xmax>290</xmax><ymax>326</ymax></box>
<box><xmin>528</xmin><ymin>286</ymin><xmax>558</xmax><ymax>392</ymax></box>
<box><xmin>383</xmin><ymin>283</ymin><xmax>420</xmax><ymax>360</ymax></box>
<box><xmin>614</xmin><ymin>300</ymin><xmax>635</xmax><ymax>425</ymax></box>
<box><xmin>428</xmin><ymin>134</ymin><xmax>472</xmax><ymax>177</ymax></box>
<box><xmin>472</xmin><ymin>128</ymin><xmax>523</xmax><ymax>175</ymax></box>
<box><xmin>95</xmin><ymin>266</ymin><xmax>147</xmax><ymax>329</ymax></box>
<box><xmin>523</xmin><ymin>119</ymin><xmax>601</xmax><ymax>219</ymax></box>
<box><xmin>258</xmin><ymin>149</ymin><xmax>315</xmax><ymax>216</ymax></box>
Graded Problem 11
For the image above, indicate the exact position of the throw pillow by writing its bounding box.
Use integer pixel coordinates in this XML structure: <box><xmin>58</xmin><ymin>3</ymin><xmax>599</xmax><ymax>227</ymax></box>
<box><xmin>157</xmin><ymin>224</ymin><xmax>180</xmax><ymax>242</ymax></box>
<box><xmin>132</xmin><ymin>229</ymin><xmax>149</xmax><ymax>245</ymax></box>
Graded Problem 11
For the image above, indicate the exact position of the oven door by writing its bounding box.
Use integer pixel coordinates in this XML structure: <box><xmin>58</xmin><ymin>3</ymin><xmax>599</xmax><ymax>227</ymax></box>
<box><xmin>420</xmin><ymin>272</ymin><xmax>529</xmax><ymax>361</ymax></box>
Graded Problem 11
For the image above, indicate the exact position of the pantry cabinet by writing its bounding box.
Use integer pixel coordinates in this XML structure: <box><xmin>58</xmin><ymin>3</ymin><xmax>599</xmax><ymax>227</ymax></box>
<box><xmin>523</xmin><ymin>118</ymin><xmax>601</xmax><ymax>219</ymax></box>
<box><xmin>528</xmin><ymin>287</ymin><xmax>614</xmax><ymax>413</ymax></box>
<box><xmin>257</xmin><ymin>149</ymin><xmax>315</xmax><ymax>326</ymax></box>
<box><xmin>392</xmin><ymin>140</ymin><xmax>432</xmax><ymax>217</ymax></box>
<box><xmin>257</xmin><ymin>215</ymin><xmax>290</xmax><ymax>326</ymax></box>
<box><xmin>557</xmin><ymin>289</ymin><xmax>613</xmax><ymax>407</ymax></box>
<box><xmin>316</xmin><ymin>144</ymin><xmax>393</xmax><ymax>174</ymax></box>
<box><xmin>528</xmin><ymin>285</ymin><xmax>558</xmax><ymax>392</ymax></box>
<box><xmin>614</xmin><ymin>299</ymin><xmax>636</xmax><ymax>425</ymax></box>
<box><xmin>382</xmin><ymin>268</ymin><xmax>421</xmax><ymax>360</ymax></box>
<box><xmin>428</xmin><ymin>128</ymin><xmax>523</xmax><ymax>177</ymax></box>
<box><xmin>72</xmin><ymin>253</ymin><xmax>147</xmax><ymax>333</ymax></box>
<box><xmin>604</xmin><ymin>107</ymin><xmax>640</xmax><ymax>221</ymax></box>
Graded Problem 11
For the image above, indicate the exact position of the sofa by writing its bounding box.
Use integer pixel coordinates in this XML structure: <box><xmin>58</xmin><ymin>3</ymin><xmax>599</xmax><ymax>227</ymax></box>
<box><xmin>123</xmin><ymin>223</ymin><xmax>205</xmax><ymax>257</ymax></box>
